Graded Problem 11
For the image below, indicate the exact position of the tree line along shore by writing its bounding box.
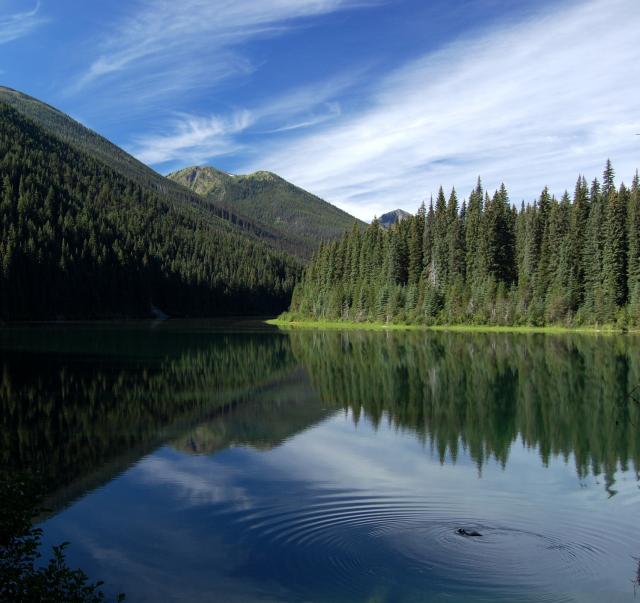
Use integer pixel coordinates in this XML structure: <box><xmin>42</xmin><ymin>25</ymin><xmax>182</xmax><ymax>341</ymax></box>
<box><xmin>285</xmin><ymin>162</ymin><xmax>640</xmax><ymax>329</ymax></box>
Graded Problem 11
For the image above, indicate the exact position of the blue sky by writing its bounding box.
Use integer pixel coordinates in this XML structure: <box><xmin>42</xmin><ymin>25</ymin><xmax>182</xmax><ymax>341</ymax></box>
<box><xmin>1</xmin><ymin>0</ymin><xmax>639</xmax><ymax>219</ymax></box>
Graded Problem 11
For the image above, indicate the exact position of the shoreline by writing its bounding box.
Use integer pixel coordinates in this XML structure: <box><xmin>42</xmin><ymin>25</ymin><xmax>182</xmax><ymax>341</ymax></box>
<box><xmin>266</xmin><ymin>319</ymin><xmax>639</xmax><ymax>335</ymax></box>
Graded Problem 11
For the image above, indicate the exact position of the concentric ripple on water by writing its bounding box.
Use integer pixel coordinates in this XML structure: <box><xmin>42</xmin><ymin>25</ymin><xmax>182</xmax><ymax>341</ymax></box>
<box><xmin>212</xmin><ymin>484</ymin><xmax>635</xmax><ymax>602</ymax></box>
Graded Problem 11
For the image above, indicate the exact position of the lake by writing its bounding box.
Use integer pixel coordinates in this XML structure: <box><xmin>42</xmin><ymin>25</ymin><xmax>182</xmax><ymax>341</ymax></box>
<box><xmin>1</xmin><ymin>321</ymin><xmax>639</xmax><ymax>602</ymax></box>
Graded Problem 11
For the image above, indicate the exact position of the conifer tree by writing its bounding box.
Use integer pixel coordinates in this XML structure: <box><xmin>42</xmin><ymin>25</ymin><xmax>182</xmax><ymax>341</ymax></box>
<box><xmin>422</xmin><ymin>200</ymin><xmax>435</xmax><ymax>281</ymax></box>
<box><xmin>567</xmin><ymin>176</ymin><xmax>589</xmax><ymax>311</ymax></box>
<box><xmin>602</xmin><ymin>184</ymin><xmax>628</xmax><ymax>318</ymax></box>
<box><xmin>603</xmin><ymin>159</ymin><xmax>616</xmax><ymax>198</ymax></box>
<box><xmin>465</xmin><ymin>178</ymin><xmax>483</xmax><ymax>286</ymax></box>
<box><xmin>407</xmin><ymin>214</ymin><xmax>423</xmax><ymax>286</ymax></box>
<box><xmin>580</xmin><ymin>179</ymin><xmax>605</xmax><ymax>321</ymax></box>
<box><xmin>544</xmin><ymin>192</ymin><xmax>572</xmax><ymax>322</ymax></box>
<box><xmin>628</xmin><ymin>172</ymin><xmax>640</xmax><ymax>317</ymax></box>
<box><xmin>446</xmin><ymin>190</ymin><xmax>465</xmax><ymax>283</ymax></box>
<box><xmin>432</xmin><ymin>187</ymin><xmax>449</xmax><ymax>288</ymax></box>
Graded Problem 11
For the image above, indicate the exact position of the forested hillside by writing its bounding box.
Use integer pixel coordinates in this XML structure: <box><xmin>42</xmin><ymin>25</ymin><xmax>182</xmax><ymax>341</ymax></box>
<box><xmin>288</xmin><ymin>162</ymin><xmax>640</xmax><ymax>328</ymax></box>
<box><xmin>0</xmin><ymin>102</ymin><xmax>299</xmax><ymax>320</ymax></box>
<box><xmin>168</xmin><ymin>166</ymin><xmax>361</xmax><ymax>258</ymax></box>
<box><xmin>0</xmin><ymin>86</ymin><xmax>168</xmax><ymax>188</ymax></box>
<box><xmin>0</xmin><ymin>87</ymin><xmax>311</xmax><ymax>258</ymax></box>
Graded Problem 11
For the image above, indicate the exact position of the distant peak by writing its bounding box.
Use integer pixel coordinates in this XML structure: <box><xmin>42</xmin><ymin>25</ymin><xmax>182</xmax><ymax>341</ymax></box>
<box><xmin>378</xmin><ymin>208</ymin><xmax>411</xmax><ymax>228</ymax></box>
<box><xmin>168</xmin><ymin>165</ymin><xmax>231</xmax><ymax>178</ymax></box>
<box><xmin>169</xmin><ymin>166</ymin><xmax>291</xmax><ymax>191</ymax></box>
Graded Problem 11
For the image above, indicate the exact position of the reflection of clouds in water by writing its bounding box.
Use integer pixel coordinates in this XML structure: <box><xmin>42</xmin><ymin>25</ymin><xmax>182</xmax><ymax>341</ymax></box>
<box><xmin>241</xmin><ymin>417</ymin><xmax>640</xmax><ymax>599</ymax></box>
<box><xmin>254</xmin><ymin>414</ymin><xmax>640</xmax><ymax>551</ymax></box>
<box><xmin>40</xmin><ymin>407</ymin><xmax>640</xmax><ymax>602</ymax></box>
<box><xmin>135</xmin><ymin>451</ymin><xmax>254</xmax><ymax>510</ymax></box>
<box><xmin>85</xmin><ymin>542</ymin><xmax>131</xmax><ymax>564</ymax></box>
<box><xmin>24</xmin><ymin>327</ymin><xmax>640</xmax><ymax>602</ymax></box>
<box><xmin>45</xmin><ymin>454</ymin><xmax>275</xmax><ymax>601</ymax></box>
<box><xmin>258</xmin><ymin>410</ymin><xmax>486</xmax><ymax>492</ymax></box>
<box><xmin>81</xmin><ymin>540</ymin><xmax>167</xmax><ymax>596</ymax></box>
<box><xmin>136</xmin><ymin>408</ymin><xmax>638</xmax><ymax>533</ymax></box>
<box><xmin>267</xmin><ymin>403</ymin><xmax>637</xmax><ymax>504</ymax></box>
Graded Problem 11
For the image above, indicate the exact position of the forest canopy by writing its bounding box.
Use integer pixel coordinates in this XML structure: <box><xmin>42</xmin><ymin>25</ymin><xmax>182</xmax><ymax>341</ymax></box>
<box><xmin>287</xmin><ymin>161</ymin><xmax>640</xmax><ymax>328</ymax></box>
<box><xmin>0</xmin><ymin>103</ymin><xmax>300</xmax><ymax>320</ymax></box>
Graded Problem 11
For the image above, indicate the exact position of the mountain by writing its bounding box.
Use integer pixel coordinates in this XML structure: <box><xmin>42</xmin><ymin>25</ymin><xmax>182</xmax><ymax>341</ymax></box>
<box><xmin>0</xmin><ymin>87</ymin><xmax>309</xmax><ymax>258</ymax></box>
<box><xmin>379</xmin><ymin>209</ymin><xmax>411</xmax><ymax>228</ymax></box>
<box><xmin>0</xmin><ymin>86</ymin><xmax>182</xmax><ymax>195</ymax></box>
<box><xmin>168</xmin><ymin>165</ymin><xmax>361</xmax><ymax>258</ymax></box>
<box><xmin>0</xmin><ymin>97</ymin><xmax>300</xmax><ymax>320</ymax></box>
<box><xmin>0</xmin><ymin>87</ymin><xmax>360</xmax><ymax>260</ymax></box>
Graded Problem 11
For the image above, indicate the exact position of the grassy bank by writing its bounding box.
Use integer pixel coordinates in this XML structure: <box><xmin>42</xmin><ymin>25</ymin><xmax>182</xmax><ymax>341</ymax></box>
<box><xmin>266</xmin><ymin>318</ymin><xmax>639</xmax><ymax>335</ymax></box>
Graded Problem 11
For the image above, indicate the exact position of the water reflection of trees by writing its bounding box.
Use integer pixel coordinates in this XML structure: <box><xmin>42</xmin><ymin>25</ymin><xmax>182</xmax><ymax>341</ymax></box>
<box><xmin>0</xmin><ymin>327</ymin><xmax>296</xmax><ymax>507</ymax></box>
<box><xmin>290</xmin><ymin>331</ymin><xmax>640</xmax><ymax>490</ymax></box>
<box><xmin>2</xmin><ymin>325</ymin><xmax>638</xmax><ymax>508</ymax></box>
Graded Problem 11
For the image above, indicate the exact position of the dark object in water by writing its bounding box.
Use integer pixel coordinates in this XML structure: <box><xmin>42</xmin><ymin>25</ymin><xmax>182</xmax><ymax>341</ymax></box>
<box><xmin>457</xmin><ymin>528</ymin><xmax>482</xmax><ymax>537</ymax></box>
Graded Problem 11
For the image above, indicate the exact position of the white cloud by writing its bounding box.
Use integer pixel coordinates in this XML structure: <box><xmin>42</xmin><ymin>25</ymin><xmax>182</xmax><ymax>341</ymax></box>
<box><xmin>262</xmin><ymin>102</ymin><xmax>342</xmax><ymax>134</ymax></box>
<box><xmin>0</xmin><ymin>1</ymin><xmax>44</xmax><ymax>45</ymax></box>
<box><xmin>70</xmin><ymin>0</ymin><xmax>361</xmax><ymax>103</ymax></box>
<box><xmin>130</xmin><ymin>74</ymin><xmax>356</xmax><ymax>166</ymax></box>
<box><xmin>133</xmin><ymin>111</ymin><xmax>252</xmax><ymax>165</ymax></box>
<box><xmin>137</xmin><ymin>454</ymin><xmax>253</xmax><ymax>508</ymax></box>
<box><xmin>237</xmin><ymin>0</ymin><xmax>640</xmax><ymax>220</ymax></box>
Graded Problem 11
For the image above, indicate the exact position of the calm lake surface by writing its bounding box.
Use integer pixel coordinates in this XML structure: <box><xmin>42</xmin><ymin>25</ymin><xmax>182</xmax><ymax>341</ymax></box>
<box><xmin>1</xmin><ymin>321</ymin><xmax>639</xmax><ymax>602</ymax></box>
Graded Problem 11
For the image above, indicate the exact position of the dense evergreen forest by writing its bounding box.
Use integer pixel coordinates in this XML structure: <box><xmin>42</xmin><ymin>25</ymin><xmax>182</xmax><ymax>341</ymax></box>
<box><xmin>0</xmin><ymin>103</ymin><xmax>300</xmax><ymax>320</ymax></box>
<box><xmin>288</xmin><ymin>162</ymin><xmax>640</xmax><ymax>327</ymax></box>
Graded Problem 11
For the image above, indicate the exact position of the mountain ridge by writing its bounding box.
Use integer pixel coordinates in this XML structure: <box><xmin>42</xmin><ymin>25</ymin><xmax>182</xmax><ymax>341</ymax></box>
<box><xmin>0</xmin><ymin>86</ymin><xmax>340</xmax><ymax>260</ymax></box>
<box><xmin>0</xmin><ymin>97</ymin><xmax>300</xmax><ymax>319</ymax></box>
<box><xmin>168</xmin><ymin>165</ymin><xmax>362</xmax><ymax>258</ymax></box>
<box><xmin>0</xmin><ymin>86</ymin><xmax>362</xmax><ymax>260</ymax></box>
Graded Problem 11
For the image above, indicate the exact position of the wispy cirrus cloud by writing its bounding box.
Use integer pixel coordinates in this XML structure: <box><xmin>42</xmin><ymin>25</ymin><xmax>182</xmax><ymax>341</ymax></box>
<box><xmin>263</xmin><ymin>103</ymin><xmax>341</xmax><ymax>134</ymax></box>
<box><xmin>235</xmin><ymin>0</ymin><xmax>640</xmax><ymax>220</ymax></box>
<box><xmin>133</xmin><ymin>111</ymin><xmax>251</xmax><ymax>165</ymax></box>
<box><xmin>70</xmin><ymin>0</ymin><xmax>362</xmax><ymax>104</ymax></box>
<box><xmin>0</xmin><ymin>1</ymin><xmax>45</xmax><ymax>45</ymax></box>
<box><xmin>130</xmin><ymin>73</ymin><xmax>357</xmax><ymax>166</ymax></box>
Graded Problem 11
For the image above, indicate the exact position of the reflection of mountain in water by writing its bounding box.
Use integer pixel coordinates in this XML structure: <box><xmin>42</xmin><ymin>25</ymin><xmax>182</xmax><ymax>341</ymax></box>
<box><xmin>0</xmin><ymin>325</ymin><xmax>301</xmax><ymax>511</ymax></box>
<box><xmin>2</xmin><ymin>324</ymin><xmax>639</xmax><ymax>514</ymax></box>
<box><xmin>171</xmin><ymin>367</ymin><xmax>330</xmax><ymax>455</ymax></box>
<box><xmin>289</xmin><ymin>330</ymin><xmax>640</xmax><ymax>493</ymax></box>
